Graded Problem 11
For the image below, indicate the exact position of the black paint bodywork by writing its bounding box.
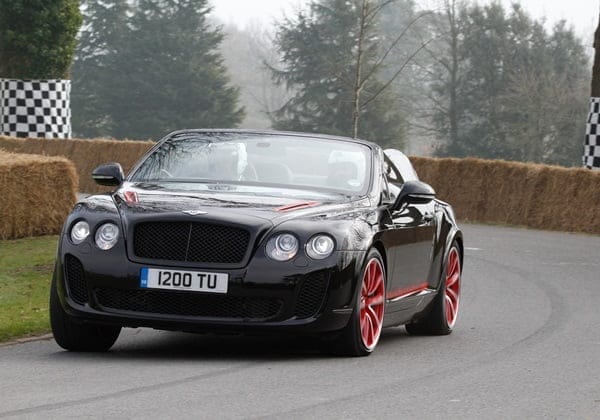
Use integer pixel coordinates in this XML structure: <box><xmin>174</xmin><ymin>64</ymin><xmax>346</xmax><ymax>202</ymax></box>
<box><xmin>54</xmin><ymin>130</ymin><xmax>462</xmax><ymax>336</ymax></box>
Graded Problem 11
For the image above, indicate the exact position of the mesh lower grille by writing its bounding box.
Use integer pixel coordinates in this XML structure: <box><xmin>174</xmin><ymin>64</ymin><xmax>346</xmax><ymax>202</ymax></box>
<box><xmin>294</xmin><ymin>272</ymin><xmax>329</xmax><ymax>319</ymax></box>
<box><xmin>133</xmin><ymin>222</ymin><xmax>250</xmax><ymax>264</ymax></box>
<box><xmin>94</xmin><ymin>288</ymin><xmax>283</xmax><ymax>320</ymax></box>
<box><xmin>64</xmin><ymin>254</ymin><xmax>87</xmax><ymax>304</ymax></box>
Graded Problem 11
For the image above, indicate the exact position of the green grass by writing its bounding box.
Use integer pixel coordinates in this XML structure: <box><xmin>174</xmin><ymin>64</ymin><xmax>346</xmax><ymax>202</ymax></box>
<box><xmin>0</xmin><ymin>236</ymin><xmax>58</xmax><ymax>343</ymax></box>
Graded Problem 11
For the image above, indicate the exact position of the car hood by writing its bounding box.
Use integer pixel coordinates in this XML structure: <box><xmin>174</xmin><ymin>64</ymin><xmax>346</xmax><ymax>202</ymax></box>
<box><xmin>111</xmin><ymin>182</ymin><xmax>371</xmax><ymax>225</ymax></box>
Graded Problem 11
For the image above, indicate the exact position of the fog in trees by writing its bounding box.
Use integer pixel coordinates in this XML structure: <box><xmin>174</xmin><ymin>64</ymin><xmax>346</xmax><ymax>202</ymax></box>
<box><xmin>70</xmin><ymin>0</ymin><xmax>590</xmax><ymax>166</ymax></box>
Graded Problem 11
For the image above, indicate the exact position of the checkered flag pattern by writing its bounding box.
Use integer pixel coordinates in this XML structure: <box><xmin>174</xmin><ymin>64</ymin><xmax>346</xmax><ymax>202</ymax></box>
<box><xmin>0</xmin><ymin>78</ymin><xmax>71</xmax><ymax>139</ymax></box>
<box><xmin>584</xmin><ymin>97</ymin><xmax>600</xmax><ymax>170</ymax></box>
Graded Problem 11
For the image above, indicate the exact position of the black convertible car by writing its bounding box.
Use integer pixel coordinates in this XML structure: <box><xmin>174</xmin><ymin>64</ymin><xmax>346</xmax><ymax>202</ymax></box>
<box><xmin>50</xmin><ymin>130</ymin><xmax>463</xmax><ymax>356</ymax></box>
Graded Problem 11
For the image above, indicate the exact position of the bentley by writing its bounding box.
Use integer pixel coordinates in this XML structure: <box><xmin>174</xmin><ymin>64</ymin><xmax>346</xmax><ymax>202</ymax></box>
<box><xmin>50</xmin><ymin>130</ymin><xmax>463</xmax><ymax>356</ymax></box>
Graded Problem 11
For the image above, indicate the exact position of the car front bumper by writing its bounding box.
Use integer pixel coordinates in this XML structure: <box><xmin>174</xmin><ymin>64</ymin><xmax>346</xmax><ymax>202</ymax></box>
<box><xmin>55</xmin><ymin>235</ymin><xmax>365</xmax><ymax>335</ymax></box>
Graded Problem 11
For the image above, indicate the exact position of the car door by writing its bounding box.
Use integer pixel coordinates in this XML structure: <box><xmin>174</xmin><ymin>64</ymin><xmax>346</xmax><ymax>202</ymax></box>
<box><xmin>381</xmin><ymin>157</ymin><xmax>436</xmax><ymax>301</ymax></box>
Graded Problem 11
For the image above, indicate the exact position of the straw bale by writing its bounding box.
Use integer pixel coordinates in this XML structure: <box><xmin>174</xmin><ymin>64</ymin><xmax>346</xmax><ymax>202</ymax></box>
<box><xmin>0</xmin><ymin>136</ymin><xmax>154</xmax><ymax>193</ymax></box>
<box><xmin>1</xmin><ymin>136</ymin><xmax>598</xmax><ymax>234</ymax></box>
<box><xmin>0</xmin><ymin>151</ymin><xmax>78</xmax><ymax>239</ymax></box>
<box><xmin>412</xmin><ymin>157</ymin><xmax>600</xmax><ymax>235</ymax></box>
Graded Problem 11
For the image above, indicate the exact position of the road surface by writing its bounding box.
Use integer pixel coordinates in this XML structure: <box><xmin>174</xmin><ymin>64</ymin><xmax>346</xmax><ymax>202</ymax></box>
<box><xmin>1</xmin><ymin>224</ymin><xmax>599</xmax><ymax>419</ymax></box>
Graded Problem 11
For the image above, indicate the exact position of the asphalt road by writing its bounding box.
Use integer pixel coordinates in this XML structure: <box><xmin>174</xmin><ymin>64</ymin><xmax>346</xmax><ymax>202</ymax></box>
<box><xmin>1</xmin><ymin>224</ymin><xmax>600</xmax><ymax>419</ymax></box>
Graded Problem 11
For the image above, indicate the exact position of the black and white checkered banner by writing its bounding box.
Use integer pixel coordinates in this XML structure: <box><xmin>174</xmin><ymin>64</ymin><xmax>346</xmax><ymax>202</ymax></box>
<box><xmin>584</xmin><ymin>97</ymin><xmax>600</xmax><ymax>170</ymax></box>
<box><xmin>0</xmin><ymin>78</ymin><xmax>71</xmax><ymax>139</ymax></box>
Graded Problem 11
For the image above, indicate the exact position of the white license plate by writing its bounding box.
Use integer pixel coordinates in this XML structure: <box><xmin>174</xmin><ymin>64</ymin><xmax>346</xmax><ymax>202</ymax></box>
<box><xmin>140</xmin><ymin>268</ymin><xmax>228</xmax><ymax>294</ymax></box>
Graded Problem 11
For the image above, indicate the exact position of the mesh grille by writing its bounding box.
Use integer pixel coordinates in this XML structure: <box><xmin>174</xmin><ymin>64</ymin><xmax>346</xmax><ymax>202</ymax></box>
<box><xmin>133</xmin><ymin>222</ymin><xmax>250</xmax><ymax>264</ymax></box>
<box><xmin>94</xmin><ymin>288</ymin><xmax>282</xmax><ymax>320</ymax></box>
<box><xmin>64</xmin><ymin>254</ymin><xmax>88</xmax><ymax>304</ymax></box>
<box><xmin>294</xmin><ymin>272</ymin><xmax>329</xmax><ymax>319</ymax></box>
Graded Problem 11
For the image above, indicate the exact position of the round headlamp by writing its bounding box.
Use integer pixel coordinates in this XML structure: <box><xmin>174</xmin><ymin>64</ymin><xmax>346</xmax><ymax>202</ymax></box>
<box><xmin>266</xmin><ymin>233</ymin><xmax>299</xmax><ymax>261</ymax></box>
<box><xmin>95</xmin><ymin>223</ymin><xmax>120</xmax><ymax>250</ymax></box>
<box><xmin>306</xmin><ymin>234</ymin><xmax>335</xmax><ymax>259</ymax></box>
<box><xmin>70</xmin><ymin>221</ymin><xmax>90</xmax><ymax>244</ymax></box>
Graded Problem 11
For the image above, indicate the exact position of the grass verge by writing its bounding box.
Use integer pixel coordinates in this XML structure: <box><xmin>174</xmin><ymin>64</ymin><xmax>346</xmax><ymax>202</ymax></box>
<box><xmin>0</xmin><ymin>235</ymin><xmax>58</xmax><ymax>343</ymax></box>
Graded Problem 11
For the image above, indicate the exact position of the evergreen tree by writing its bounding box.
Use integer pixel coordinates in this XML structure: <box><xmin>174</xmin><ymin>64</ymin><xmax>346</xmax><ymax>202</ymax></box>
<box><xmin>271</xmin><ymin>0</ymin><xmax>406</xmax><ymax>148</ymax></box>
<box><xmin>0</xmin><ymin>0</ymin><xmax>81</xmax><ymax>79</ymax></box>
<box><xmin>72</xmin><ymin>0</ymin><xmax>131</xmax><ymax>137</ymax></box>
<box><xmin>71</xmin><ymin>0</ymin><xmax>244</xmax><ymax>140</ymax></box>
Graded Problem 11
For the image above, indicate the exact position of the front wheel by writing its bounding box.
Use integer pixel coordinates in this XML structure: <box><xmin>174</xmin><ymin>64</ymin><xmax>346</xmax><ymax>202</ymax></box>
<box><xmin>406</xmin><ymin>241</ymin><xmax>461</xmax><ymax>335</ymax></box>
<box><xmin>329</xmin><ymin>248</ymin><xmax>386</xmax><ymax>357</ymax></box>
<box><xmin>50</xmin><ymin>273</ymin><xmax>121</xmax><ymax>352</ymax></box>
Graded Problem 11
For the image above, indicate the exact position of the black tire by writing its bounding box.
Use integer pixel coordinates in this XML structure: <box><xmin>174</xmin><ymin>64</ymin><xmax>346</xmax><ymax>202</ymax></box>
<box><xmin>50</xmin><ymin>273</ymin><xmax>121</xmax><ymax>352</ymax></box>
<box><xmin>406</xmin><ymin>241</ymin><xmax>461</xmax><ymax>335</ymax></box>
<box><xmin>327</xmin><ymin>248</ymin><xmax>386</xmax><ymax>357</ymax></box>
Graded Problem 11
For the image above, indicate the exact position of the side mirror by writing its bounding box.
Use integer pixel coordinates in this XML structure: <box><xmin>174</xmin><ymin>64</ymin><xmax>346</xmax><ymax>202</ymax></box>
<box><xmin>92</xmin><ymin>163</ymin><xmax>124</xmax><ymax>187</ymax></box>
<box><xmin>394</xmin><ymin>180</ymin><xmax>435</xmax><ymax>208</ymax></box>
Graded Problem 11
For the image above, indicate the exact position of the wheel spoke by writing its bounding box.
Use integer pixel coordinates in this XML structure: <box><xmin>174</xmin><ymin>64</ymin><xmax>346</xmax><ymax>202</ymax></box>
<box><xmin>445</xmin><ymin>295</ymin><xmax>455</xmax><ymax>314</ymax></box>
<box><xmin>366</xmin><ymin>295</ymin><xmax>384</xmax><ymax>307</ymax></box>
<box><xmin>360</xmin><ymin>258</ymin><xmax>385</xmax><ymax>349</ymax></box>
<box><xmin>445</xmin><ymin>293</ymin><xmax>458</xmax><ymax>324</ymax></box>
<box><xmin>446</xmin><ymin>287</ymin><xmax>458</xmax><ymax>303</ymax></box>
<box><xmin>361</xmin><ymin>312</ymin><xmax>370</xmax><ymax>341</ymax></box>
<box><xmin>367</xmin><ymin>270</ymin><xmax>378</xmax><ymax>295</ymax></box>
<box><xmin>362</xmin><ymin>307</ymin><xmax>375</xmax><ymax>345</ymax></box>
<box><xmin>443</xmin><ymin>248</ymin><xmax>461</xmax><ymax>327</ymax></box>
<box><xmin>447</xmin><ymin>271</ymin><xmax>459</xmax><ymax>288</ymax></box>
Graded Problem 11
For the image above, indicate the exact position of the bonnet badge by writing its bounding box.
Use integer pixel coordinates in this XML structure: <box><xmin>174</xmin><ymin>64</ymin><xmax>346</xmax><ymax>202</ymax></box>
<box><xmin>182</xmin><ymin>210</ymin><xmax>208</xmax><ymax>216</ymax></box>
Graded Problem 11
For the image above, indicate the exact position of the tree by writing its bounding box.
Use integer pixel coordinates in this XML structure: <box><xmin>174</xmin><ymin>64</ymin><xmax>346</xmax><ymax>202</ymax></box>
<box><xmin>70</xmin><ymin>0</ymin><xmax>244</xmax><ymax>140</ymax></box>
<box><xmin>0</xmin><ymin>0</ymin><xmax>82</xmax><ymax>79</ymax></box>
<box><xmin>218</xmin><ymin>23</ymin><xmax>290</xmax><ymax>130</ymax></box>
<box><xmin>271</xmin><ymin>0</ymin><xmax>406</xmax><ymax>148</ymax></box>
<box><xmin>71</xmin><ymin>0</ymin><xmax>131</xmax><ymax>137</ymax></box>
<box><xmin>430</xmin><ymin>1</ymin><xmax>589</xmax><ymax>165</ymax></box>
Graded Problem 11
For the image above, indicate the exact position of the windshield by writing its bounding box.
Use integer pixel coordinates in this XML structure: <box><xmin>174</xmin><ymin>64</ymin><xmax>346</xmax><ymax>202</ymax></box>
<box><xmin>130</xmin><ymin>133</ymin><xmax>372</xmax><ymax>196</ymax></box>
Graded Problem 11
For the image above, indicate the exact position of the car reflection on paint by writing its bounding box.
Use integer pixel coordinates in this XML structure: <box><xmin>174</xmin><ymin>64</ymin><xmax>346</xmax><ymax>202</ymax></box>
<box><xmin>50</xmin><ymin>130</ymin><xmax>463</xmax><ymax>356</ymax></box>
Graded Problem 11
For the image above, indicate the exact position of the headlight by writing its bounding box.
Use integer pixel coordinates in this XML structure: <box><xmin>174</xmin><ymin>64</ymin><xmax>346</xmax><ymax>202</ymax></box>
<box><xmin>70</xmin><ymin>221</ymin><xmax>90</xmax><ymax>244</ymax></box>
<box><xmin>266</xmin><ymin>233</ymin><xmax>299</xmax><ymax>261</ymax></box>
<box><xmin>306</xmin><ymin>234</ymin><xmax>335</xmax><ymax>259</ymax></box>
<box><xmin>95</xmin><ymin>223</ymin><xmax>119</xmax><ymax>250</ymax></box>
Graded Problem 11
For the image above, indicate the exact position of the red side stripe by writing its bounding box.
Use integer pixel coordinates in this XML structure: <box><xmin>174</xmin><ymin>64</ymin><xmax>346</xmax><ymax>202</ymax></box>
<box><xmin>386</xmin><ymin>282</ymin><xmax>429</xmax><ymax>300</ymax></box>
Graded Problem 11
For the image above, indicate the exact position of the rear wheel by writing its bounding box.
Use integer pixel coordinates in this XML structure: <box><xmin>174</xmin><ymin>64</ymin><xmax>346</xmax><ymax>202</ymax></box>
<box><xmin>406</xmin><ymin>242</ymin><xmax>461</xmax><ymax>335</ymax></box>
<box><xmin>50</xmin><ymin>273</ymin><xmax>121</xmax><ymax>352</ymax></box>
<box><xmin>329</xmin><ymin>249</ymin><xmax>386</xmax><ymax>356</ymax></box>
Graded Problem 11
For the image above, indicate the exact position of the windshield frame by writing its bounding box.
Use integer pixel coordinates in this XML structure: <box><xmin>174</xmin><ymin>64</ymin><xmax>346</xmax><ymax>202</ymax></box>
<box><xmin>128</xmin><ymin>130</ymin><xmax>376</xmax><ymax>198</ymax></box>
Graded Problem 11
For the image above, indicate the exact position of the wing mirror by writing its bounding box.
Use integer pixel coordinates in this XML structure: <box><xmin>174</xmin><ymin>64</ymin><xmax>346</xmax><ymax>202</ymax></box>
<box><xmin>394</xmin><ymin>180</ymin><xmax>436</xmax><ymax>208</ymax></box>
<box><xmin>92</xmin><ymin>163</ymin><xmax>125</xmax><ymax>187</ymax></box>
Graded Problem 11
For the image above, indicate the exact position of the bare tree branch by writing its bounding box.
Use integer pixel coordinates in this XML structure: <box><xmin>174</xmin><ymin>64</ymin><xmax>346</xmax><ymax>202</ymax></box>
<box><xmin>361</xmin><ymin>37</ymin><xmax>435</xmax><ymax>109</ymax></box>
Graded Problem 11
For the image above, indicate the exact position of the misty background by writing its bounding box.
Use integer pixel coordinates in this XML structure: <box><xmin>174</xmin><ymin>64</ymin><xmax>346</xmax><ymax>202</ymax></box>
<box><xmin>71</xmin><ymin>0</ymin><xmax>592</xmax><ymax>167</ymax></box>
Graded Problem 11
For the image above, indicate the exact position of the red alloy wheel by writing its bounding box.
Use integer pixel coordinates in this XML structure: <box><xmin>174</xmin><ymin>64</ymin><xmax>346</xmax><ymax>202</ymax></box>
<box><xmin>445</xmin><ymin>247</ymin><xmax>461</xmax><ymax>328</ymax></box>
<box><xmin>360</xmin><ymin>258</ymin><xmax>385</xmax><ymax>350</ymax></box>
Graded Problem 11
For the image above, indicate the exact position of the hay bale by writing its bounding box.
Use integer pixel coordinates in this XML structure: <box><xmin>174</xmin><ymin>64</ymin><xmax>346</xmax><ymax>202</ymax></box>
<box><xmin>412</xmin><ymin>156</ymin><xmax>600</xmax><ymax>235</ymax></box>
<box><xmin>0</xmin><ymin>150</ymin><xmax>78</xmax><ymax>239</ymax></box>
<box><xmin>0</xmin><ymin>136</ymin><xmax>154</xmax><ymax>193</ymax></box>
<box><xmin>1</xmin><ymin>136</ymin><xmax>598</xmax><ymax>234</ymax></box>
